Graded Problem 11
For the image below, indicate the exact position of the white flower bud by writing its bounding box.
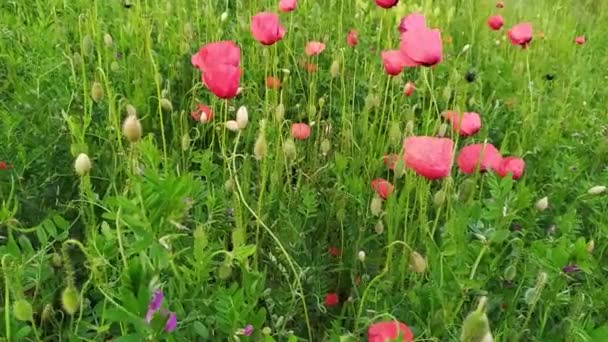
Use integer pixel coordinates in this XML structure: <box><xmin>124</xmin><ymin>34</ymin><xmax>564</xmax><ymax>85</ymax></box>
<box><xmin>74</xmin><ymin>153</ymin><xmax>91</xmax><ymax>176</ymax></box>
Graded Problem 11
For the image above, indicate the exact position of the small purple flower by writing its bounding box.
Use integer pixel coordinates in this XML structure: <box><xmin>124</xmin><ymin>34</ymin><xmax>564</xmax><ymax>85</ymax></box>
<box><xmin>146</xmin><ymin>290</ymin><xmax>164</xmax><ymax>322</ymax></box>
<box><xmin>562</xmin><ymin>264</ymin><xmax>580</xmax><ymax>273</ymax></box>
<box><xmin>164</xmin><ymin>312</ymin><xmax>177</xmax><ymax>332</ymax></box>
<box><xmin>243</xmin><ymin>324</ymin><xmax>253</xmax><ymax>336</ymax></box>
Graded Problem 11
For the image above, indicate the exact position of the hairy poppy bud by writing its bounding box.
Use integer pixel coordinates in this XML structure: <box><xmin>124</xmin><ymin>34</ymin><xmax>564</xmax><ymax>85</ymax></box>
<box><xmin>13</xmin><ymin>299</ymin><xmax>33</xmax><ymax>322</ymax></box>
<box><xmin>275</xmin><ymin>104</ymin><xmax>285</xmax><ymax>122</ymax></box>
<box><xmin>433</xmin><ymin>190</ymin><xmax>447</xmax><ymax>206</ymax></box>
<box><xmin>254</xmin><ymin>133</ymin><xmax>268</xmax><ymax>161</ymax></box>
<box><xmin>225</xmin><ymin>120</ymin><xmax>240</xmax><ymax>132</ymax></box>
<box><xmin>370</xmin><ymin>196</ymin><xmax>383</xmax><ymax>217</ymax></box>
<box><xmin>61</xmin><ymin>286</ymin><xmax>80</xmax><ymax>315</ymax></box>
<box><xmin>320</xmin><ymin>139</ymin><xmax>331</xmax><ymax>156</ymax></box>
<box><xmin>438</xmin><ymin>123</ymin><xmax>449</xmax><ymax>137</ymax></box>
<box><xmin>103</xmin><ymin>33</ymin><xmax>113</xmax><ymax>47</ymax></box>
<box><xmin>218</xmin><ymin>262</ymin><xmax>232</xmax><ymax>280</ymax></box>
<box><xmin>374</xmin><ymin>220</ymin><xmax>384</xmax><ymax>234</ymax></box>
<box><xmin>358</xmin><ymin>250</ymin><xmax>366</xmax><ymax>262</ymax></box>
<box><xmin>236</xmin><ymin>106</ymin><xmax>249</xmax><ymax>129</ymax></box>
<box><xmin>122</xmin><ymin>115</ymin><xmax>143</xmax><ymax>143</ymax></box>
<box><xmin>82</xmin><ymin>35</ymin><xmax>94</xmax><ymax>55</ymax></box>
<box><xmin>283</xmin><ymin>139</ymin><xmax>297</xmax><ymax>161</ymax></box>
<box><xmin>41</xmin><ymin>304</ymin><xmax>54</xmax><ymax>322</ymax></box>
<box><xmin>461</xmin><ymin>297</ymin><xmax>490</xmax><ymax>342</ymax></box>
<box><xmin>91</xmin><ymin>82</ymin><xmax>104</xmax><ymax>103</ymax></box>
<box><xmin>160</xmin><ymin>98</ymin><xmax>173</xmax><ymax>112</ymax></box>
<box><xmin>535</xmin><ymin>197</ymin><xmax>549</xmax><ymax>211</ymax></box>
<box><xmin>330</xmin><ymin>60</ymin><xmax>340</xmax><ymax>78</ymax></box>
<box><xmin>587</xmin><ymin>185</ymin><xmax>606</xmax><ymax>195</ymax></box>
<box><xmin>388</xmin><ymin>122</ymin><xmax>402</xmax><ymax>146</ymax></box>
<box><xmin>74</xmin><ymin>153</ymin><xmax>91</xmax><ymax>176</ymax></box>
<box><xmin>587</xmin><ymin>239</ymin><xmax>595</xmax><ymax>254</ymax></box>
<box><xmin>409</xmin><ymin>251</ymin><xmax>427</xmax><ymax>273</ymax></box>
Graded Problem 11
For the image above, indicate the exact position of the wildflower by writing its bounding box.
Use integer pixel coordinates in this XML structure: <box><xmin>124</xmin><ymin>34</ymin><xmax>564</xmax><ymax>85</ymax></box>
<box><xmin>202</xmin><ymin>64</ymin><xmax>241</xmax><ymax>99</ymax></box>
<box><xmin>374</xmin><ymin>0</ymin><xmax>398</xmax><ymax>9</ymax></box>
<box><xmin>250</xmin><ymin>13</ymin><xmax>285</xmax><ymax>45</ymax></box>
<box><xmin>497</xmin><ymin>157</ymin><xmax>525</xmax><ymax>180</ymax></box>
<box><xmin>328</xmin><ymin>246</ymin><xmax>341</xmax><ymax>258</ymax></box>
<box><xmin>535</xmin><ymin>197</ymin><xmax>549</xmax><ymax>211</ymax></box>
<box><xmin>305</xmin><ymin>41</ymin><xmax>326</xmax><ymax>56</ymax></box>
<box><xmin>238</xmin><ymin>324</ymin><xmax>254</xmax><ymax>336</ymax></box>
<box><xmin>91</xmin><ymin>81</ymin><xmax>104</xmax><ymax>103</ymax></box>
<box><xmin>456</xmin><ymin>143</ymin><xmax>502</xmax><ymax>174</ymax></box>
<box><xmin>324</xmin><ymin>292</ymin><xmax>339</xmax><ymax>307</ymax></box>
<box><xmin>562</xmin><ymin>264</ymin><xmax>580</xmax><ymax>273</ymax></box>
<box><xmin>358</xmin><ymin>250</ymin><xmax>366</xmax><ymax>262</ymax></box>
<box><xmin>0</xmin><ymin>161</ymin><xmax>9</xmax><ymax>170</ymax></box>
<box><xmin>371</xmin><ymin>178</ymin><xmax>394</xmax><ymax>199</ymax></box>
<box><xmin>487</xmin><ymin>15</ymin><xmax>504</xmax><ymax>31</ymax></box>
<box><xmin>191</xmin><ymin>41</ymin><xmax>240</xmax><ymax>72</ymax></box>
<box><xmin>442</xmin><ymin>111</ymin><xmax>481</xmax><ymax>137</ymax></box>
<box><xmin>381</xmin><ymin>50</ymin><xmax>406</xmax><ymax>76</ymax></box>
<box><xmin>74</xmin><ymin>153</ymin><xmax>92</xmax><ymax>176</ymax></box>
<box><xmin>574</xmin><ymin>36</ymin><xmax>585</xmax><ymax>45</ymax></box>
<box><xmin>122</xmin><ymin>115</ymin><xmax>143</xmax><ymax>142</ymax></box>
<box><xmin>190</xmin><ymin>104</ymin><xmax>214</xmax><ymax>123</ymax></box>
<box><xmin>265</xmin><ymin>76</ymin><xmax>282</xmax><ymax>89</ymax></box>
<box><xmin>291</xmin><ymin>123</ymin><xmax>311</xmax><ymax>140</ymax></box>
<box><xmin>403</xmin><ymin>136</ymin><xmax>454</xmax><ymax>179</ymax></box>
<box><xmin>145</xmin><ymin>290</ymin><xmax>178</xmax><ymax>332</ymax></box>
<box><xmin>398</xmin><ymin>12</ymin><xmax>426</xmax><ymax>33</ymax></box>
<box><xmin>347</xmin><ymin>30</ymin><xmax>358</xmax><ymax>47</ymax></box>
<box><xmin>587</xmin><ymin>185</ymin><xmax>606</xmax><ymax>195</ymax></box>
<box><xmin>507</xmin><ymin>23</ymin><xmax>533</xmax><ymax>47</ymax></box>
<box><xmin>367</xmin><ymin>321</ymin><xmax>414</xmax><ymax>342</ymax></box>
<box><xmin>403</xmin><ymin>81</ymin><xmax>415</xmax><ymax>97</ymax></box>
<box><xmin>383</xmin><ymin>153</ymin><xmax>399</xmax><ymax>170</ymax></box>
<box><xmin>279</xmin><ymin>0</ymin><xmax>296</xmax><ymax>12</ymax></box>
<box><xmin>399</xmin><ymin>26</ymin><xmax>443</xmax><ymax>67</ymax></box>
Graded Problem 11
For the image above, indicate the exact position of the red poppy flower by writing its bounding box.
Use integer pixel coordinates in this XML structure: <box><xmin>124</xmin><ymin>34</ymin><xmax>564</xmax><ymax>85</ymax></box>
<box><xmin>347</xmin><ymin>30</ymin><xmax>358</xmax><ymax>47</ymax></box>
<box><xmin>507</xmin><ymin>23</ymin><xmax>533</xmax><ymax>47</ymax></box>
<box><xmin>399</xmin><ymin>26</ymin><xmax>443</xmax><ymax>67</ymax></box>
<box><xmin>191</xmin><ymin>40</ymin><xmax>240</xmax><ymax>72</ymax></box>
<box><xmin>278</xmin><ymin>0</ymin><xmax>296</xmax><ymax>12</ymax></box>
<box><xmin>324</xmin><ymin>292</ymin><xmax>339</xmax><ymax>307</ymax></box>
<box><xmin>371</xmin><ymin>178</ymin><xmax>394</xmax><ymax>199</ymax></box>
<box><xmin>328</xmin><ymin>246</ymin><xmax>341</xmax><ymax>257</ymax></box>
<box><xmin>403</xmin><ymin>81</ymin><xmax>415</xmax><ymax>97</ymax></box>
<box><xmin>487</xmin><ymin>15</ymin><xmax>504</xmax><ymax>31</ymax></box>
<box><xmin>442</xmin><ymin>111</ymin><xmax>481</xmax><ymax>136</ymax></box>
<box><xmin>202</xmin><ymin>64</ymin><xmax>241</xmax><ymax>99</ymax></box>
<box><xmin>368</xmin><ymin>321</ymin><xmax>414</xmax><ymax>342</ymax></box>
<box><xmin>251</xmin><ymin>12</ymin><xmax>286</xmax><ymax>45</ymax></box>
<box><xmin>190</xmin><ymin>104</ymin><xmax>214</xmax><ymax>123</ymax></box>
<box><xmin>374</xmin><ymin>0</ymin><xmax>398</xmax><ymax>9</ymax></box>
<box><xmin>457</xmin><ymin>143</ymin><xmax>502</xmax><ymax>174</ymax></box>
<box><xmin>383</xmin><ymin>153</ymin><xmax>399</xmax><ymax>170</ymax></box>
<box><xmin>291</xmin><ymin>123</ymin><xmax>311</xmax><ymax>140</ymax></box>
<box><xmin>0</xmin><ymin>161</ymin><xmax>8</xmax><ymax>170</ymax></box>
<box><xmin>497</xmin><ymin>156</ymin><xmax>525</xmax><ymax>179</ymax></box>
<box><xmin>574</xmin><ymin>36</ymin><xmax>585</xmax><ymax>45</ymax></box>
<box><xmin>398</xmin><ymin>12</ymin><xmax>426</xmax><ymax>33</ymax></box>
<box><xmin>265</xmin><ymin>76</ymin><xmax>281</xmax><ymax>89</ymax></box>
<box><xmin>381</xmin><ymin>50</ymin><xmax>408</xmax><ymax>76</ymax></box>
<box><xmin>304</xmin><ymin>62</ymin><xmax>318</xmax><ymax>73</ymax></box>
<box><xmin>403</xmin><ymin>136</ymin><xmax>454</xmax><ymax>179</ymax></box>
<box><xmin>305</xmin><ymin>41</ymin><xmax>326</xmax><ymax>56</ymax></box>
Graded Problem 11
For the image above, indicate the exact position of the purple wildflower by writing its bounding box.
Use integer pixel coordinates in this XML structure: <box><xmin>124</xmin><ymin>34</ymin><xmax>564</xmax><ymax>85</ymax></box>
<box><xmin>562</xmin><ymin>264</ymin><xmax>580</xmax><ymax>273</ymax></box>
<box><xmin>243</xmin><ymin>324</ymin><xmax>254</xmax><ymax>336</ymax></box>
<box><xmin>165</xmin><ymin>312</ymin><xmax>177</xmax><ymax>332</ymax></box>
<box><xmin>146</xmin><ymin>290</ymin><xmax>164</xmax><ymax>322</ymax></box>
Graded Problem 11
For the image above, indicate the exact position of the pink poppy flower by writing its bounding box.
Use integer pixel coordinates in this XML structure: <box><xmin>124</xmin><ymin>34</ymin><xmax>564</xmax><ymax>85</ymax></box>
<box><xmin>371</xmin><ymin>178</ymin><xmax>394</xmax><ymax>199</ymax></box>
<box><xmin>291</xmin><ymin>123</ymin><xmax>311</xmax><ymax>140</ymax></box>
<box><xmin>251</xmin><ymin>12</ymin><xmax>286</xmax><ymax>46</ymax></box>
<box><xmin>202</xmin><ymin>64</ymin><xmax>241</xmax><ymax>99</ymax></box>
<box><xmin>347</xmin><ymin>30</ymin><xmax>358</xmax><ymax>47</ymax></box>
<box><xmin>304</xmin><ymin>62</ymin><xmax>318</xmax><ymax>73</ymax></box>
<box><xmin>324</xmin><ymin>293</ymin><xmax>339</xmax><ymax>307</ymax></box>
<box><xmin>457</xmin><ymin>143</ymin><xmax>502</xmax><ymax>174</ymax></box>
<box><xmin>400</xmin><ymin>27</ymin><xmax>443</xmax><ymax>66</ymax></box>
<box><xmin>574</xmin><ymin>36</ymin><xmax>585</xmax><ymax>45</ymax></box>
<box><xmin>487</xmin><ymin>15</ymin><xmax>504</xmax><ymax>30</ymax></box>
<box><xmin>398</xmin><ymin>12</ymin><xmax>426</xmax><ymax>33</ymax></box>
<box><xmin>305</xmin><ymin>41</ymin><xmax>326</xmax><ymax>56</ymax></box>
<box><xmin>383</xmin><ymin>153</ymin><xmax>399</xmax><ymax>170</ymax></box>
<box><xmin>265</xmin><ymin>76</ymin><xmax>281</xmax><ymax>89</ymax></box>
<box><xmin>368</xmin><ymin>321</ymin><xmax>414</xmax><ymax>342</ymax></box>
<box><xmin>191</xmin><ymin>40</ymin><xmax>240</xmax><ymax>72</ymax></box>
<box><xmin>374</xmin><ymin>0</ymin><xmax>398</xmax><ymax>8</ymax></box>
<box><xmin>381</xmin><ymin>50</ymin><xmax>408</xmax><ymax>76</ymax></box>
<box><xmin>278</xmin><ymin>0</ymin><xmax>297</xmax><ymax>12</ymax></box>
<box><xmin>403</xmin><ymin>81</ymin><xmax>415</xmax><ymax>97</ymax></box>
<box><xmin>507</xmin><ymin>23</ymin><xmax>533</xmax><ymax>47</ymax></box>
<box><xmin>497</xmin><ymin>156</ymin><xmax>525</xmax><ymax>179</ymax></box>
<box><xmin>190</xmin><ymin>104</ymin><xmax>213</xmax><ymax>123</ymax></box>
<box><xmin>442</xmin><ymin>111</ymin><xmax>481</xmax><ymax>136</ymax></box>
<box><xmin>403</xmin><ymin>136</ymin><xmax>454</xmax><ymax>179</ymax></box>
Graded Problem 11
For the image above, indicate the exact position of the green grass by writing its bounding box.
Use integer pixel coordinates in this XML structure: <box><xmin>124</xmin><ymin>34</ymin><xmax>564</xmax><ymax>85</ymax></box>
<box><xmin>2</xmin><ymin>0</ymin><xmax>608</xmax><ymax>340</ymax></box>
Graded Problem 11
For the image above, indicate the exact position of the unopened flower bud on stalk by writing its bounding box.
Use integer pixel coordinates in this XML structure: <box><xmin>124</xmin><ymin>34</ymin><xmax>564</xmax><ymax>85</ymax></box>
<box><xmin>388</xmin><ymin>122</ymin><xmax>402</xmax><ymax>146</ymax></box>
<box><xmin>460</xmin><ymin>296</ymin><xmax>491</xmax><ymax>342</ymax></box>
<box><xmin>374</xmin><ymin>220</ymin><xmax>384</xmax><ymax>234</ymax></box>
<box><xmin>220</xmin><ymin>12</ymin><xmax>228</xmax><ymax>22</ymax></box>
<box><xmin>225</xmin><ymin>120</ymin><xmax>240</xmax><ymax>132</ymax></box>
<box><xmin>254</xmin><ymin>133</ymin><xmax>268</xmax><ymax>161</ymax></box>
<box><xmin>103</xmin><ymin>33</ymin><xmax>113</xmax><ymax>47</ymax></box>
<box><xmin>330</xmin><ymin>60</ymin><xmax>340</xmax><ymax>77</ymax></box>
<box><xmin>587</xmin><ymin>239</ymin><xmax>595</xmax><ymax>254</ymax></box>
<box><xmin>433</xmin><ymin>190</ymin><xmax>447</xmax><ymax>207</ymax></box>
<box><xmin>370</xmin><ymin>196</ymin><xmax>383</xmax><ymax>217</ymax></box>
<box><xmin>357</xmin><ymin>250</ymin><xmax>366</xmax><ymax>262</ymax></box>
<box><xmin>122</xmin><ymin>115</ymin><xmax>143</xmax><ymax>143</ymax></box>
<box><xmin>403</xmin><ymin>81</ymin><xmax>415</xmax><ymax>97</ymax></box>
<box><xmin>587</xmin><ymin>185</ymin><xmax>606</xmax><ymax>195</ymax></box>
<box><xmin>13</xmin><ymin>299</ymin><xmax>33</xmax><ymax>322</ymax></box>
<box><xmin>438</xmin><ymin>123</ymin><xmax>449</xmax><ymax>137</ymax></box>
<box><xmin>91</xmin><ymin>82</ymin><xmax>104</xmax><ymax>103</ymax></box>
<box><xmin>283</xmin><ymin>139</ymin><xmax>297</xmax><ymax>161</ymax></box>
<box><xmin>61</xmin><ymin>286</ymin><xmax>80</xmax><ymax>315</ymax></box>
<box><xmin>74</xmin><ymin>153</ymin><xmax>91</xmax><ymax>176</ymax></box>
<box><xmin>320</xmin><ymin>139</ymin><xmax>331</xmax><ymax>156</ymax></box>
<box><xmin>535</xmin><ymin>196</ymin><xmax>549</xmax><ymax>211</ymax></box>
<box><xmin>275</xmin><ymin>103</ymin><xmax>285</xmax><ymax>122</ymax></box>
<box><xmin>409</xmin><ymin>251</ymin><xmax>427</xmax><ymax>273</ymax></box>
<box><xmin>160</xmin><ymin>98</ymin><xmax>173</xmax><ymax>112</ymax></box>
<box><xmin>236</xmin><ymin>106</ymin><xmax>249</xmax><ymax>129</ymax></box>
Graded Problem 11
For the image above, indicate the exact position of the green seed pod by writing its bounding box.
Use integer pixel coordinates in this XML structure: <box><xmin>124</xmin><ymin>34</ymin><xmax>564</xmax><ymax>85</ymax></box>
<box><xmin>370</xmin><ymin>196</ymin><xmax>383</xmax><ymax>217</ymax></box>
<box><xmin>110</xmin><ymin>61</ymin><xmax>120</xmax><ymax>72</ymax></box>
<box><xmin>459</xmin><ymin>178</ymin><xmax>477</xmax><ymax>202</ymax></box>
<box><xmin>503</xmin><ymin>265</ymin><xmax>517</xmax><ymax>281</ymax></box>
<box><xmin>388</xmin><ymin>122</ymin><xmax>402</xmax><ymax>146</ymax></box>
<box><xmin>433</xmin><ymin>190</ymin><xmax>447</xmax><ymax>207</ymax></box>
<box><xmin>283</xmin><ymin>139</ymin><xmax>297</xmax><ymax>161</ymax></box>
<box><xmin>61</xmin><ymin>286</ymin><xmax>80</xmax><ymax>315</ymax></box>
<box><xmin>218</xmin><ymin>262</ymin><xmax>232</xmax><ymax>280</ymax></box>
<box><xmin>254</xmin><ymin>133</ymin><xmax>268</xmax><ymax>161</ymax></box>
<box><xmin>82</xmin><ymin>35</ymin><xmax>94</xmax><ymax>56</ymax></box>
<box><xmin>41</xmin><ymin>304</ymin><xmax>54</xmax><ymax>322</ymax></box>
<box><xmin>103</xmin><ymin>33</ymin><xmax>113</xmax><ymax>47</ymax></box>
<box><xmin>13</xmin><ymin>299</ymin><xmax>33</xmax><ymax>322</ymax></box>
<box><xmin>409</xmin><ymin>251</ymin><xmax>427</xmax><ymax>273</ymax></box>
<box><xmin>460</xmin><ymin>297</ymin><xmax>490</xmax><ymax>342</ymax></box>
<box><xmin>320</xmin><ymin>139</ymin><xmax>331</xmax><ymax>156</ymax></box>
<box><xmin>91</xmin><ymin>82</ymin><xmax>104</xmax><ymax>103</ymax></box>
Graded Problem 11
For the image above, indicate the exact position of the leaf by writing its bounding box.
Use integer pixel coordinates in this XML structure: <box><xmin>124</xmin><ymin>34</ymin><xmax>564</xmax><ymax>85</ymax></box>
<box><xmin>490</xmin><ymin>229</ymin><xmax>510</xmax><ymax>244</ymax></box>
<box><xmin>15</xmin><ymin>326</ymin><xmax>32</xmax><ymax>340</ymax></box>
<box><xmin>233</xmin><ymin>245</ymin><xmax>257</xmax><ymax>263</ymax></box>
<box><xmin>115</xmin><ymin>334</ymin><xmax>145</xmax><ymax>342</ymax></box>
<box><xmin>193</xmin><ymin>321</ymin><xmax>210</xmax><ymax>338</ymax></box>
<box><xmin>43</xmin><ymin>218</ymin><xmax>58</xmax><ymax>238</ymax></box>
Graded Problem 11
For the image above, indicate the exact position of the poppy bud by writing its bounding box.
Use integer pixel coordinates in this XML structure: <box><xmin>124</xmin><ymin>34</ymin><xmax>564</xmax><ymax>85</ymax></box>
<box><xmin>160</xmin><ymin>98</ymin><xmax>173</xmax><ymax>112</ymax></box>
<box><xmin>370</xmin><ymin>196</ymin><xmax>383</xmax><ymax>217</ymax></box>
<box><xmin>388</xmin><ymin>122</ymin><xmax>402</xmax><ymax>146</ymax></box>
<box><xmin>110</xmin><ymin>61</ymin><xmax>120</xmax><ymax>72</ymax></box>
<box><xmin>409</xmin><ymin>251</ymin><xmax>427</xmax><ymax>273</ymax></box>
<box><xmin>74</xmin><ymin>153</ymin><xmax>92</xmax><ymax>176</ymax></box>
<box><xmin>161</xmin><ymin>89</ymin><xmax>169</xmax><ymax>99</ymax></box>
<box><xmin>183</xmin><ymin>22</ymin><xmax>194</xmax><ymax>40</ymax></box>
<box><xmin>41</xmin><ymin>304</ymin><xmax>54</xmax><ymax>322</ymax></box>
<box><xmin>461</xmin><ymin>297</ymin><xmax>490</xmax><ymax>342</ymax></box>
<box><xmin>236</xmin><ymin>106</ymin><xmax>249</xmax><ymax>129</ymax></box>
<box><xmin>358</xmin><ymin>250</ymin><xmax>366</xmax><ymax>262</ymax></box>
<box><xmin>535</xmin><ymin>196</ymin><xmax>549</xmax><ymax>211</ymax></box>
<box><xmin>275</xmin><ymin>103</ymin><xmax>285</xmax><ymax>122</ymax></box>
<box><xmin>61</xmin><ymin>286</ymin><xmax>80</xmax><ymax>315</ymax></box>
<box><xmin>225</xmin><ymin>120</ymin><xmax>240</xmax><ymax>132</ymax></box>
<box><xmin>72</xmin><ymin>52</ymin><xmax>83</xmax><ymax>66</ymax></box>
<box><xmin>330</xmin><ymin>60</ymin><xmax>340</xmax><ymax>78</ymax></box>
<box><xmin>459</xmin><ymin>178</ymin><xmax>476</xmax><ymax>202</ymax></box>
<box><xmin>262</xmin><ymin>327</ymin><xmax>272</xmax><ymax>335</ymax></box>
<box><xmin>587</xmin><ymin>239</ymin><xmax>595</xmax><ymax>254</ymax></box>
<box><xmin>224</xmin><ymin>179</ymin><xmax>235</xmax><ymax>193</ymax></box>
<box><xmin>122</xmin><ymin>115</ymin><xmax>143</xmax><ymax>143</ymax></box>
<box><xmin>283</xmin><ymin>139</ymin><xmax>297</xmax><ymax>161</ymax></box>
<box><xmin>254</xmin><ymin>133</ymin><xmax>268</xmax><ymax>161</ymax></box>
<box><xmin>82</xmin><ymin>35</ymin><xmax>94</xmax><ymax>55</ymax></box>
<box><xmin>320</xmin><ymin>139</ymin><xmax>331</xmax><ymax>156</ymax></box>
<box><xmin>438</xmin><ymin>123</ymin><xmax>449</xmax><ymax>137</ymax></box>
<box><xmin>318</xmin><ymin>97</ymin><xmax>325</xmax><ymax>108</ymax></box>
<box><xmin>374</xmin><ymin>220</ymin><xmax>384</xmax><ymax>234</ymax></box>
<box><xmin>524</xmin><ymin>287</ymin><xmax>537</xmax><ymax>305</ymax></box>
<box><xmin>103</xmin><ymin>33</ymin><xmax>113</xmax><ymax>47</ymax></box>
<box><xmin>126</xmin><ymin>104</ymin><xmax>137</xmax><ymax>117</ymax></box>
<box><xmin>503</xmin><ymin>265</ymin><xmax>516</xmax><ymax>281</ymax></box>
<box><xmin>403</xmin><ymin>81</ymin><xmax>415</xmax><ymax>97</ymax></box>
<box><xmin>405</xmin><ymin>120</ymin><xmax>415</xmax><ymax>136</ymax></box>
<box><xmin>51</xmin><ymin>253</ymin><xmax>62</xmax><ymax>267</ymax></box>
<box><xmin>308</xmin><ymin>103</ymin><xmax>317</xmax><ymax>116</ymax></box>
<box><xmin>91</xmin><ymin>82</ymin><xmax>104</xmax><ymax>103</ymax></box>
<box><xmin>13</xmin><ymin>299</ymin><xmax>33</xmax><ymax>322</ymax></box>
<box><xmin>587</xmin><ymin>185</ymin><xmax>606</xmax><ymax>195</ymax></box>
<box><xmin>442</xmin><ymin>86</ymin><xmax>452</xmax><ymax>103</ymax></box>
<box><xmin>181</xmin><ymin>133</ymin><xmax>190</xmax><ymax>151</ymax></box>
<box><xmin>218</xmin><ymin>262</ymin><xmax>232</xmax><ymax>280</ymax></box>
<box><xmin>433</xmin><ymin>190</ymin><xmax>447</xmax><ymax>207</ymax></box>
<box><xmin>220</xmin><ymin>12</ymin><xmax>229</xmax><ymax>22</ymax></box>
